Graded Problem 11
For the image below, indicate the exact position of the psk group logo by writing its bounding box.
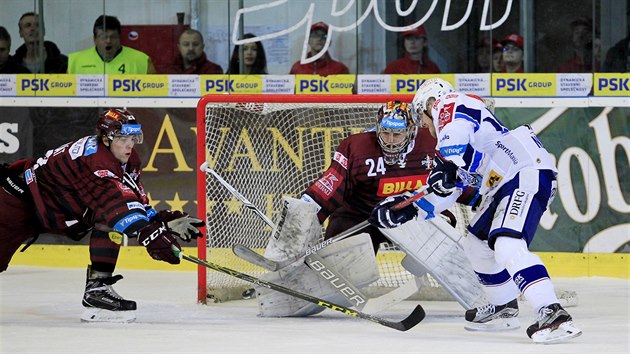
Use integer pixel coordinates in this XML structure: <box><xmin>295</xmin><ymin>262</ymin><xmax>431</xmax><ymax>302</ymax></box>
<box><xmin>202</xmin><ymin>75</ymin><xmax>263</xmax><ymax>94</ymax></box>
<box><xmin>17</xmin><ymin>74</ymin><xmax>75</xmax><ymax>96</ymax></box>
<box><xmin>295</xmin><ymin>75</ymin><xmax>355</xmax><ymax>94</ymax></box>
<box><xmin>390</xmin><ymin>74</ymin><xmax>456</xmax><ymax>94</ymax></box>
<box><xmin>109</xmin><ymin>74</ymin><xmax>168</xmax><ymax>96</ymax></box>
<box><xmin>594</xmin><ymin>73</ymin><xmax>630</xmax><ymax>96</ymax></box>
<box><xmin>492</xmin><ymin>74</ymin><xmax>555</xmax><ymax>96</ymax></box>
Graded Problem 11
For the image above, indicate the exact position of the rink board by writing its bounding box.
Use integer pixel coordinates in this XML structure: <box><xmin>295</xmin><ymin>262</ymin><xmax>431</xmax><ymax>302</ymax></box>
<box><xmin>8</xmin><ymin>245</ymin><xmax>629</xmax><ymax>278</ymax></box>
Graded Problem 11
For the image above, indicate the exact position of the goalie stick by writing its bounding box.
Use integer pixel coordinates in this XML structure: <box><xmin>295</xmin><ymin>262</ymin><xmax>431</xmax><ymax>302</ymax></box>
<box><xmin>175</xmin><ymin>248</ymin><xmax>425</xmax><ymax>331</ymax></box>
<box><xmin>200</xmin><ymin>163</ymin><xmax>370</xmax><ymax>309</ymax></box>
<box><xmin>200</xmin><ymin>162</ymin><xmax>277</xmax><ymax>235</ymax></box>
<box><xmin>233</xmin><ymin>185</ymin><xmax>431</xmax><ymax>272</ymax></box>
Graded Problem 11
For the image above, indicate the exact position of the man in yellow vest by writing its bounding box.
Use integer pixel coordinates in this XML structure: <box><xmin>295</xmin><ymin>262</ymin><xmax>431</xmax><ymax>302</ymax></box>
<box><xmin>68</xmin><ymin>15</ymin><xmax>155</xmax><ymax>74</ymax></box>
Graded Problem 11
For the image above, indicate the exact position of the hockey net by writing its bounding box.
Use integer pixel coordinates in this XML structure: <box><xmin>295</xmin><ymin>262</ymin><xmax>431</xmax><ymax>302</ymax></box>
<box><xmin>195</xmin><ymin>94</ymin><xmax>475</xmax><ymax>304</ymax></box>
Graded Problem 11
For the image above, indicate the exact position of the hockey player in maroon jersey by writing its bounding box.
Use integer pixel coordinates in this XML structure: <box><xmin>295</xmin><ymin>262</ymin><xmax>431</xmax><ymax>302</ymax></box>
<box><xmin>0</xmin><ymin>108</ymin><xmax>203</xmax><ymax>323</ymax></box>
<box><xmin>301</xmin><ymin>100</ymin><xmax>437</xmax><ymax>252</ymax></box>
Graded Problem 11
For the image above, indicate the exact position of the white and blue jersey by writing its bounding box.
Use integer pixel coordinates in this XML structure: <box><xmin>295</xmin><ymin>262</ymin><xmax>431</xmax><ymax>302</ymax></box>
<box><xmin>431</xmin><ymin>92</ymin><xmax>557</xmax><ymax>197</ymax></box>
<box><xmin>426</xmin><ymin>92</ymin><xmax>558</xmax><ymax>248</ymax></box>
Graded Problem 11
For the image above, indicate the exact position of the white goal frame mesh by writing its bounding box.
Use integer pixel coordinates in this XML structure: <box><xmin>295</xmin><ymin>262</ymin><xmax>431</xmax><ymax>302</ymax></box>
<box><xmin>195</xmin><ymin>94</ymin><xmax>473</xmax><ymax>303</ymax></box>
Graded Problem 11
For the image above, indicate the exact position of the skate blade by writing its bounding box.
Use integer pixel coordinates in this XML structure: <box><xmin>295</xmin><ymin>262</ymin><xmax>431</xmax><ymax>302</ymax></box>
<box><xmin>532</xmin><ymin>321</ymin><xmax>582</xmax><ymax>344</ymax></box>
<box><xmin>81</xmin><ymin>308</ymin><xmax>136</xmax><ymax>323</ymax></box>
<box><xmin>464</xmin><ymin>317</ymin><xmax>520</xmax><ymax>332</ymax></box>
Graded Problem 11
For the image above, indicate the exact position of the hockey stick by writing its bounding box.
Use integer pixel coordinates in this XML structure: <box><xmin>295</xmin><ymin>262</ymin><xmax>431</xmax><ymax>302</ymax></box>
<box><xmin>200</xmin><ymin>162</ymin><xmax>276</xmax><ymax>233</ymax></box>
<box><xmin>174</xmin><ymin>248</ymin><xmax>425</xmax><ymax>331</ymax></box>
<box><xmin>233</xmin><ymin>185</ymin><xmax>431</xmax><ymax>272</ymax></box>
<box><xmin>200</xmin><ymin>163</ymin><xmax>369</xmax><ymax>308</ymax></box>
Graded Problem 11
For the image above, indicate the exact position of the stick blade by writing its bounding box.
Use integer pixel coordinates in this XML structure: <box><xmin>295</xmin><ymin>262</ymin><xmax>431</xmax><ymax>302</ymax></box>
<box><xmin>392</xmin><ymin>304</ymin><xmax>426</xmax><ymax>331</ymax></box>
<box><xmin>232</xmin><ymin>244</ymin><xmax>279</xmax><ymax>271</ymax></box>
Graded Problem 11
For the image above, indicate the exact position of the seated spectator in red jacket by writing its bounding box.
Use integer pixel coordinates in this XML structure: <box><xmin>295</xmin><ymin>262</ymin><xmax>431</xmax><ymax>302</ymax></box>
<box><xmin>383</xmin><ymin>26</ymin><xmax>441</xmax><ymax>74</ymax></box>
<box><xmin>161</xmin><ymin>29</ymin><xmax>222</xmax><ymax>74</ymax></box>
<box><xmin>556</xmin><ymin>17</ymin><xmax>600</xmax><ymax>72</ymax></box>
<box><xmin>500</xmin><ymin>33</ymin><xmax>525</xmax><ymax>73</ymax></box>
<box><xmin>0</xmin><ymin>26</ymin><xmax>30</xmax><ymax>73</ymax></box>
<box><xmin>289</xmin><ymin>22</ymin><xmax>349</xmax><ymax>75</ymax></box>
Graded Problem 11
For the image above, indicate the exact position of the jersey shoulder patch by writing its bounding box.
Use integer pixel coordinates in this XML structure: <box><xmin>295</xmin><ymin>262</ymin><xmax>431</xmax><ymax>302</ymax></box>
<box><xmin>68</xmin><ymin>136</ymin><xmax>99</xmax><ymax>160</ymax></box>
<box><xmin>313</xmin><ymin>169</ymin><xmax>343</xmax><ymax>199</ymax></box>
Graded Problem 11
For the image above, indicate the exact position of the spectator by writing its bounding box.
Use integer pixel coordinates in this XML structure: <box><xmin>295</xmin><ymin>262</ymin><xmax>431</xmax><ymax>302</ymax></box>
<box><xmin>0</xmin><ymin>26</ymin><xmax>30</xmax><ymax>73</ymax></box>
<box><xmin>557</xmin><ymin>17</ymin><xmax>600</xmax><ymax>73</ymax></box>
<box><xmin>161</xmin><ymin>29</ymin><xmax>222</xmax><ymax>74</ymax></box>
<box><xmin>12</xmin><ymin>12</ymin><xmax>67</xmax><ymax>73</ymax></box>
<box><xmin>289</xmin><ymin>21</ymin><xmax>349</xmax><ymax>75</ymax></box>
<box><xmin>68</xmin><ymin>15</ymin><xmax>156</xmax><ymax>74</ymax></box>
<box><xmin>383</xmin><ymin>26</ymin><xmax>441</xmax><ymax>74</ymax></box>
<box><xmin>500</xmin><ymin>33</ymin><xmax>524</xmax><ymax>73</ymax></box>
<box><xmin>475</xmin><ymin>38</ymin><xmax>502</xmax><ymax>73</ymax></box>
<box><xmin>603</xmin><ymin>33</ymin><xmax>630</xmax><ymax>72</ymax></box>
<box><xmin>493</xmin><ymin>41</ymin><xmax>504</xmax><ymax>72</ymax></box>
<box><xmin>226</xmin><ymin>33</ymin><xmax>268</xmax><ymax>74</ymax></box>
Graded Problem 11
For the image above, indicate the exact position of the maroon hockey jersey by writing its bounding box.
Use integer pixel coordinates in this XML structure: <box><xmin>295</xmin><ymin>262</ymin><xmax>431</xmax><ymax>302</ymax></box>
<box><xmin>304</xmin><ymin>128</ymin><xmax>437</xmax><ymax>223</ymax></box>
<box><xmin>24</xmin><ymin>136</ymin><xmax>152</xmax><ymax>238</ymax></box>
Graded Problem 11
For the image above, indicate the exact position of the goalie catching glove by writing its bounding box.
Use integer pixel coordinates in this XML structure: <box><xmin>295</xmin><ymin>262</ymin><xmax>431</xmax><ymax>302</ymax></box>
<box><xmin>138</xmin><ymin>222</ymin><xmax>181</xmax><ymax>264</ymax></box>
<box><xmin>369</xmin><ymin>192</ymin><xmax>436</xmax><ymax>229</ymax></box>
<box><xmin>155</xmin><ymin>210</ymin><xmax>204</xmax><ymax>242</ymax></box>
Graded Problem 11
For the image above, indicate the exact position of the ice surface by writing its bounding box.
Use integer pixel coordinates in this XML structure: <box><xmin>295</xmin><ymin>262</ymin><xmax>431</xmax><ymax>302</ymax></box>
<box><xmin>1</xmin><ymin>266</ymin><xmax>628</xmax><ymax>354</ymax></box>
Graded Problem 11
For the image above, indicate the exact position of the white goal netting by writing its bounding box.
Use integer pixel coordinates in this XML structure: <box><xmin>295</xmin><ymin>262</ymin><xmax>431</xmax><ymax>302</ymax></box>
<box><xmin>197</xmin><ymin>95</ymin><xmax>474</xmax><ymax>303</ymax></box>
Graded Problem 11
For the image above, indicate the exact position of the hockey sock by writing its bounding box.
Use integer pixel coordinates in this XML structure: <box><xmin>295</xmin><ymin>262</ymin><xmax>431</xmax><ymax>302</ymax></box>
<box><xmin>495</xmin><ymin>237</ymin><xmax>559</xmax><ymax>311</ymax></box>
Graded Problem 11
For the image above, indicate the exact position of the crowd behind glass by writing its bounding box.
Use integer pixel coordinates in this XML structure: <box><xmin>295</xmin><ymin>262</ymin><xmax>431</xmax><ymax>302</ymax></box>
<box><xmin>0</xmin><ymin>4</ymin><xmax>628</xmax><ymax>76</ymax></box>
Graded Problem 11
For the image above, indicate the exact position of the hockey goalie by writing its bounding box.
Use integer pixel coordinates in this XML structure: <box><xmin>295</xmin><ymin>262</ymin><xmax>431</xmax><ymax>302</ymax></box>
<box><xmin>253</xmin><ymin>101</ymin><xmax>486</xmax><ymax>317</ymax></box>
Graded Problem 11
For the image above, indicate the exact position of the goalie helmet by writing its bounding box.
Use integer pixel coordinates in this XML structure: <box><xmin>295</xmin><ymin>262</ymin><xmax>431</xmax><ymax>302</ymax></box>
<box><xmin>96</xmin><ymin>108</ymin><xmax>143</xmax><ymax>144</ymax></box>
<box><xmin>412</xmin><ymin>78</ymin><xmax>454</xmax><ymax>119</ymax></box>
<box><xmin>376</xmin><ymin>101</ymin><xmax>415</xmax><ymax>165</ymax></box>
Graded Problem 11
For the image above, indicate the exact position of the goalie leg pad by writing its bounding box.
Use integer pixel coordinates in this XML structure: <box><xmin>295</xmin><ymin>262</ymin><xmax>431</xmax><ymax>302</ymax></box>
<box><xmin>379</xmin><ymin>216</ymin><xmax>487</xmax><ymax>309</ymax></box>
<box><xmin>264</xmin><ymin>197</ymin><xmax>321</xmax><ymax>261</ymax></box>
<box><xmin>257</xmin><ymin>233</ymin><xmax>378</xmax><ymax>317</ymax></box>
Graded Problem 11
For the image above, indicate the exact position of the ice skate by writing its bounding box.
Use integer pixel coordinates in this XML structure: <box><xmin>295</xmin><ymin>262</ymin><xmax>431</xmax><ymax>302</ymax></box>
<box><xmin>464</xmin><ymin>298</ymin><xmax>520</xmax><ymax>331</ymax></box>
<box><xmin>526</xmin><ymin>303</ymin><xmax>582</xmax><ymax>344</ymax></box>
<box><xmin>81</xmin><ymin>267</ymin><xmax>137</xmax><ymax>323</ymax></box>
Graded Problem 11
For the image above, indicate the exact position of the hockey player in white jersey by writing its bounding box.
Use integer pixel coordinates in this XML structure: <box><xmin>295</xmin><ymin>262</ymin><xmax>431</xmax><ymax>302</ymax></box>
<box><xmin>370</xmin><ymin>78</ymin><xmax>581</xmax><ymax>344</ymax></box>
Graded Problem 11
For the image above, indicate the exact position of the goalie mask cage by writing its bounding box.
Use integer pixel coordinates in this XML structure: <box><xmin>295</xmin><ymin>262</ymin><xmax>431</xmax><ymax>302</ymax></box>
<box><xmin>196</xmin><ymin>94</ymin><xmax>474</xmax><ymax>304</ymax></box>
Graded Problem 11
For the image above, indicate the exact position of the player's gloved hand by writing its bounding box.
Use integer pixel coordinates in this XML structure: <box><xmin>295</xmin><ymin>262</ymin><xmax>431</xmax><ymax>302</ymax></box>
<box><xmin>457</xmin><ymin>186</ymin><xmax>482</xmax><ymax>210</ymax></box>
<box><xmin>369</xmin><ymin>194</ymin><xmax>419</xmax><ymax>229</ymax></box>
<box><xmin>157</xmin><ymin>210</ymin><xmax>204</xmax><ymax>242</ymax></box>
<box><xmin>138</xmin><ymin>221</ymin><xmax>181</xmax><ymax>264</ymax></box>
<box><xmin>428</xmin><ymin>157</ymin><xmax>460</xmax><ymax>197</ymax></box>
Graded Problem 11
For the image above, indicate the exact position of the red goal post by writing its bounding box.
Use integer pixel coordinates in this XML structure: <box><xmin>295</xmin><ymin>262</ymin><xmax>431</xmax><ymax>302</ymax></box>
<box><xmin>196</xmin><ymin>94</ymin><xmax>420</xmax><ymax>303</ymax></box>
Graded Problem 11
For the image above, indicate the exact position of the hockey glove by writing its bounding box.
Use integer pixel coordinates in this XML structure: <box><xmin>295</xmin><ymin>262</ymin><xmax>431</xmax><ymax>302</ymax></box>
<box><xmin>138</xmin><ymin>221</ymin><xmax>181</xmax><ymax>264</ymax></box>
<box><xmin>369</xmin><ymin>194</ymin><xmax>419</xmax><ymax>229</ymax></box>
<box><xmin>157</xmin><ymin>210</ymin><xmax>204</xmax><ymax>242</ymax></box>
<box><xmin>428</xmin><ymin>157</ymin><xmax>460</xmax><ymax>197</ymax></box>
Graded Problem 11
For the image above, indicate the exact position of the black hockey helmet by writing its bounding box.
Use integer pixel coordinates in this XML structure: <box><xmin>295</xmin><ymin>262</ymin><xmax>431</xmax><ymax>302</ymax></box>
<box><xmin>96</xmin><ymin>108</ymin><xmax>143</xmax><ymax>144</ymax></box>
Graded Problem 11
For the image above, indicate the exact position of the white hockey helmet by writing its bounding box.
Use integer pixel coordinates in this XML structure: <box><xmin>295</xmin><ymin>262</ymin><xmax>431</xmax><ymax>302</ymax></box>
<box><xmin>412</xmin><ymin>78</ymin><xmax>454</xmax><ymax>119</ymax></box>
<box><xmin>376</xmin><ymin>101</ymin><xmax>415</xmax><ymax>165</ymax></box>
